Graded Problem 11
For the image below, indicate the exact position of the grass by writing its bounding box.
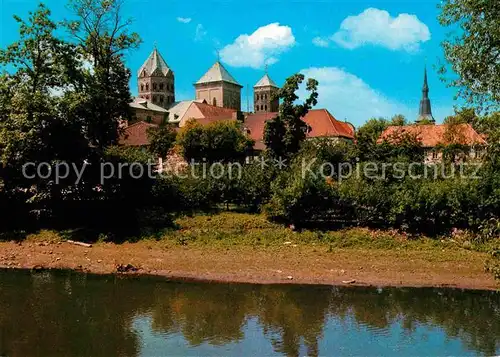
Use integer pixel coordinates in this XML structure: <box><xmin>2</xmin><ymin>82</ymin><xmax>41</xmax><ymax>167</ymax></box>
<box><xmin>4</xmin><ymin>212</ymin><xmax>499</xmax><ymax>281</ymax></box>
<box><xmin>8</xmin><ymin>212</ymin><xmax>500</xmax><ymax>255</ymax></box>
<box><xmin>148</xmin><ymin>212</ymin><xmax>496</xmax><ymax>253</ymax></box>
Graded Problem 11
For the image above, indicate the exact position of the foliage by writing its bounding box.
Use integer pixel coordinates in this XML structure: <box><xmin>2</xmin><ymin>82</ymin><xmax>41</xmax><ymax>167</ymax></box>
<box><xmin>438</xmin><ymin>0</ymin><xmax>500</xmax><ymax>111</ymax></box>
<box><xmin>355</xmin><ymin>117</ymin><xmax>389</xmax><ymax>160</ymax></box>
<box><xmin>147</xmin><ymin>123</ymin><xmax>177</xmax><ymax>158</ymax></box>
<box><xmin>0</xmin><ymin>0</ymin><xmax>143</xmax><ymax>235</ymax></box>
<box><xmin>264</xmin><ymin>73</ymin><xmax>318</xmax><ymax>159</ymax></box>
<box><xmin>177</xmin><ymin>119</ymin><xmax>253</xmax><ymax>162</ymax></box>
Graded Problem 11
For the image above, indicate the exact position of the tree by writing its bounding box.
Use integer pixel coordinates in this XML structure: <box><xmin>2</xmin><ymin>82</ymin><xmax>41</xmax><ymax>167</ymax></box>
<box><xmin>0</xmin><ymin>5</ymin><xmax>80</xmax><ymax>185</ymax></box>
<box><xmin>177</xmin><ymin>119</ymin><xmax>254</xmax><ymax>162</ymax></box>
<box><xmin>355</xmin><ymin>117</ymin><xmax>389</xmax><ymax>160</ymax></box>
<box><xmin>390</xmin><ymin>114</ymin><xmax>407</xmax><ymax>126</ymax></box>
<box><xmin>147</xmin><ymin>123</ymin><xmax>177</xmax><ymax>158</ymax></box>
<box><xmin>264</xmin><ymin>73</ymin><xmax>318</xmax><ymax>159</ymax></box>
<box><xmin>64</xmin><ymin>0</ymin><xmax>141</xmax><ymax>151</ymax></box>
<box><xmin>444</xmin><ymin>107</ymin><xmax>478</xmax><ymax>125</ymax></box>
<box><xmin>438</xmin><ymin>0</ymin><xmax>500</xmax><ymax>111</ymax></box>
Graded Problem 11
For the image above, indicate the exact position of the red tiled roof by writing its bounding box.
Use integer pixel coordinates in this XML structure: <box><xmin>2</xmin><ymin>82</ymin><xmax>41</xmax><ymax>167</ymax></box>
<box><xmin>379</xmin><ymin>123</ymin><xmax>486</xmax><ymax>147</ymax></box>
<box><xmin>119</xmin><ymin>121</ymin><xmax>157</xmax><ymax>146</ymax></box>
<box><xmin>244</xmin><ymin>112</ymin><xmax>279</xmax><ymax>150</ymax></box>
<box><xmin>303</xmin><ymin>109</ymin><xmax>355</xmax><ymax>139</ymax></box>
<box><xmin>193</xmin><ymin>102</ymin><xmax>236</xmax><ymax>118</ymax></box>
<box><xmin>244</xmin><ymin>109</ymin><xmax>355</xmax><ymax>150</ymax></box>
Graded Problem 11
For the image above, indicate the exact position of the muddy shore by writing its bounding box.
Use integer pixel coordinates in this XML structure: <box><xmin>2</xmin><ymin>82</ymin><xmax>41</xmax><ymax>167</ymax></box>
<box><xmin>0</xmin><ymin>240</ymin><xmax>497</xmax><ymax>290</ymax></box>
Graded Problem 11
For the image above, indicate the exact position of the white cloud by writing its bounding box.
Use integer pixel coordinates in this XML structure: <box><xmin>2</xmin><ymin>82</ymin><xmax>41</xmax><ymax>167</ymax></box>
<box><xmin>195</xmin><ymin>24</ymin><xmax>207</xmax><ymax>41</ymax></box>
<box><xmin>299</xmin><ymin>67</ymin><xmax>413</xmax><ymax>126</ymax></box>
<box><xmin>330</xmin><ymin>8</ymin><xmax>430</xmax><ymax>52</ymax></box>
<box><xmin>220</xmin><ymin>23</ymin><xmax>295</xmax><ymax>69</ymax></box>
<box><xmin>312</xmin><ymin>37</ymin><xmax>329</xmax><ymax>48</ymax></box>
<box><xmin>177</xmin><ymin>17</ymin><xmax>192</xmax><ymax>24</ymax></box>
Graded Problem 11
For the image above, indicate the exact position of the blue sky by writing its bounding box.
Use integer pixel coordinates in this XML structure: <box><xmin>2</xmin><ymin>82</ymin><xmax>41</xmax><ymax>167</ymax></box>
<box><xmin>0</xmin><ymin>0</ymin><xmax>460</xmax><ymax>126</ymax></box>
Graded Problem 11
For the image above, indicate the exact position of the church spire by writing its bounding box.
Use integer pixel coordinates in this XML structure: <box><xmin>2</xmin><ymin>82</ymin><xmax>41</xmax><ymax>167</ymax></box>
<box><xmin>417</xmin><ymin>65</ymin><xmax>435</xmax><ymax>124</ymax></box>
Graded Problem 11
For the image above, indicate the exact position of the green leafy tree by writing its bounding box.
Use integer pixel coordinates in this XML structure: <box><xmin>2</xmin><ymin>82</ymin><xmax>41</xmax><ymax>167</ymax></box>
<box><xmin>438</xmin><ymin>0</ymin><xmax>500</xmax><ymax>111</ymax></box>
<box><xmin>390</xmin><ymin>114</ymin><xmax>407</xmax><ymax>126</ymax></box>
<box><xmin>264</xmin><ymin>73</ymin><xmax>318</xmax><ymax>159</ymax></box>
<box><xmin>443</xmin><ymin>107</ymin><xmax>478</xmax><ymax>125</ymax></box>
<box><xmin>0</xmin><ymin>5</ymin><xmax>81</xmax><ymax>190</ymax></box>
<box><xmin>147</xmin><ymin>123</ymin><xmax>177</xmax><ymax>158</ymax></box>
<box><xmin>177</xmin><ymin>119</ymin><xmax>253</xmax><ymax>162</ymax></box>
<box><xmin>64</xmin><ymin>0</ymin><xmax>141</xmax><ymax>151</ymax></box>
<box><xmin>355</xmin><ymin>117</ymin><xmax>389</xmax><ymax>160</ymax></box>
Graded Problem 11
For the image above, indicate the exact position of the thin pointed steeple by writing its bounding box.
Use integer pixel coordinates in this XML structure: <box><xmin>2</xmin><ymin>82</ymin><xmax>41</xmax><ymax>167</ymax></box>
<box><xmin>417</xmin><ymin>65</ymin><xmax>435</xmax><ymax>124</ymax></box>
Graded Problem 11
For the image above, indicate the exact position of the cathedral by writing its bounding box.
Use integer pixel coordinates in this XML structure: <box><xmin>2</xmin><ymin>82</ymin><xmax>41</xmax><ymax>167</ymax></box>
<box><xmin>136</xmin><ymin>46</ymin><xmax>277</xmax><ymax>116</ymax></box>
<box><xmin>122</xmin><ymin>46</ymin><xmax>355</xmax><ymax>148</ymax></box>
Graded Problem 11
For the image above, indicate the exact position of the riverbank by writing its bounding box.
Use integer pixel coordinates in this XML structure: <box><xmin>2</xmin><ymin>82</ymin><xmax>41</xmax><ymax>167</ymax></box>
<box><xmin>0</xmin><ymin>213</ymin><xmax>498</xmax><ymax>290</ymax></box>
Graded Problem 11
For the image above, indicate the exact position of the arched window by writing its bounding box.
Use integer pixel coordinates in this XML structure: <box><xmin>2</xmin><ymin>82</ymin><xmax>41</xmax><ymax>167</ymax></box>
<box><xmin>261</xmin><ymin>105</ymin><xmax>264</xmax><ymax>110</ymax></box>
<box><xmin>153</xmin><ymin>83</ymin><xmax>157</xmax><ymax>90</ymax></box>
<box><xmin>141</xmin><ymin>84</ymin><xmax>144</xmax><ymax>91</ymax></box>
<box><xmin>265</xmin><ymin>105</ymin><xmax>267</xmax><ymax>111</ymax></box>
<box><xmin>213</xmin><ymin>97</ymin><xmax>217</xmax><ymax>106</ymax></box>
<box><xmin>146</xmin><ymin>83</ymin><xmax>149</xmax><ymax>91</ymax></box>
<box><xmin>159</xmin><ymin>96</ymin><xmax>163</xmax><ymax>104</ymax></box>
<box><xmin>159</xmin><ymin>83</ymin><xmax>164</xmax><ymax>90</ymax></box>
<box><xmin>153</xmin><ymin>95</ymin><xmax>156</xmax><ymax>103</ymax></box>
<box><xmin>264</xmin><ymin>94</ymin><xmax>267</xmax><ymax>100</ymax></box>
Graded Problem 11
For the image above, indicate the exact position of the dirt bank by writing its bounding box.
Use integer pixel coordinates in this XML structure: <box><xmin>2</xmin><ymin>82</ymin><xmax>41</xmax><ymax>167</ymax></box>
<box><xmin>0</xmin><ymin>240</ymin><xmax>496</xmax><ymax>290</ymax></box>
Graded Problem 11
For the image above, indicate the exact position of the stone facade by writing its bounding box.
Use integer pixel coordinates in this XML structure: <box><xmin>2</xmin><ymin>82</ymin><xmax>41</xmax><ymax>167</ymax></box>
<box><xmin>195</xmin><ymin>81</ymin><xmax>242</xmax><ymax>111</ymax></box>
<box><xmin>131</xmin><ymin>106</ymin><xmax>167</xmax><ymax>125</ymax></box>
<box><xmin>137</xmin><ymin>48</ymin><xmax>175</xmax><ymax>109</ymax></box>
<box><xmin>195</xmin><ymin>82</ymin><xmax>223</xmax><ymax>107</ymax></box>
<box><xmin>254</xmin><ymin>86</ymin><xmax>279</xmax><ymax>113</ymax></box>
<box><xmin>253</xmin><ymin>73</ymin><xmax>279</xmax><ymax>113</ymax></box>
<box><xmin>194</xmin><ymin>61</ymin><xmax>242</xmax><ymax>111</ymax></box>
<box><xmin>138</xmin><ymin>71</ymin><xmax>175</xmax><ymax>108</ymax></box>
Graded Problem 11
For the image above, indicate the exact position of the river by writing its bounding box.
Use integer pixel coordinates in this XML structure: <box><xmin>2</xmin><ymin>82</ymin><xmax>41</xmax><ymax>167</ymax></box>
<box><xmin>0</xmin><ymin>269</ymin><xmax>499</xmax><ymax>356</ymax></box>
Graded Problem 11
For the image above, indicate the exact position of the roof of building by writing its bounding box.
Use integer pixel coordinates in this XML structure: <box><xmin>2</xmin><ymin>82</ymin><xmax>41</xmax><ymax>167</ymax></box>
<box><xmin>195</xmin><ymin>61</ymin><xmax>242</xmax><ymax>87</ymax></box>
<box><xmin>166</xmin><ymin>99</ymin><xmax>206</xmax><ymax>123</ymax></box>
<box><xmin>192</xmin><ymin>101</ymin><xmax>237</xmax><ymax>118</ymax></box>
<box><xmin>119</xmin><ymin>121</ymin><xmax>158</xmax><ymax>146</ymax></box>
<box><xmin>303</xmin><ymin>109</ymin><xmax>355</xmax><ymax>139</ymax></box>
<box><xmin>254</xmin><ymin>73</ymin><xmax>278</xmax><ymax>88</ymax></box>
<box><xmin>379</xmin><ymin>123</ymin><xmax>487</xmax><ymax>147</ymax></box>
<box><xmin>244</xmin><ymin>112</ymin><xmax>279</xmax><ymax>151</ymax></box>
<box><xmin>129</xmin><ymin>98</ymin><xmax>169</xmax><ymax>113</ymax></box>
<box><xmin>138</xmin><ymin>48</ymin><xmax>172</xmax><ymax>77</ymax></box>
<box><xmin>244</xmin><ymin>109</ymin><xmax>355</xmax><ymax>150</ymax></box>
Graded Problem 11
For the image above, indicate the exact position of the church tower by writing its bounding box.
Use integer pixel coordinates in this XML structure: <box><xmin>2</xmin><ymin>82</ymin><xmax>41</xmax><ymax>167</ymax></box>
<box><xmin>254</xmin><ymin>72</ymin><xmax>279</xmax><ymax>113</ymax></box>
<box><xmin>416</xmin><ymin>66</ymin><xmax>435</xmax><ymax>123</ymax></box>
<box><xmin>138</xmin><ymin>47</ymin><xmax>174</xmax><ymax>109</ymax></box>
<box><xmin>194</xmin><ymin>61</ymin><xmax>242</xmax><ymax>111</ymax></box>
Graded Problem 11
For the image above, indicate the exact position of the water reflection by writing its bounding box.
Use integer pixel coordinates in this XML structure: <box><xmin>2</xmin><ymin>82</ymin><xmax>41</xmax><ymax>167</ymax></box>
<box><xmin>0</xmin><ymin>269</ymin><xmax>499</xmax><ymax>356</ymax></box>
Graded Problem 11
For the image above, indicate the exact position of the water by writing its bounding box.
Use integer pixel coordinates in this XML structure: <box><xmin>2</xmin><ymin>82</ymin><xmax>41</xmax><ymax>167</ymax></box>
<box><xmin>0</xmin><ymin>269</ymin><xmax>499</xmax><ymax>356</ymax></box>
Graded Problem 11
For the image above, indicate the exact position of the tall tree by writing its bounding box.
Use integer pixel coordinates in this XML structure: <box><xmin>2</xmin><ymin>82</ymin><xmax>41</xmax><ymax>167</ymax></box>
<box><xmin>438</xmin><ymin>0</ymin><xmax>500</xmax><ymax>111</ymax></box>
<box><xmin>264</xmin><ymin>74</ymin><xmax>318</xmax><ymax>159</ymax></box>
<box><xmin>64</xmin><ymin>0</ymin><xmax>141</xmax><ymax>151</ymax></box>
<box><xmin>0</xmin><ymin>4</ymin><xmax>78</xmax><ymax>184</ymax></box>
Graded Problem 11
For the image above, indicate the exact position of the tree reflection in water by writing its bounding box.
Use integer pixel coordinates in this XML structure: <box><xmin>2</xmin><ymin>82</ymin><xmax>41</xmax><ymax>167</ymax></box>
<box><xmin>0</xmin><ymin>270</ymin><xmax>499</xmax><ymax>357</ymax></box>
